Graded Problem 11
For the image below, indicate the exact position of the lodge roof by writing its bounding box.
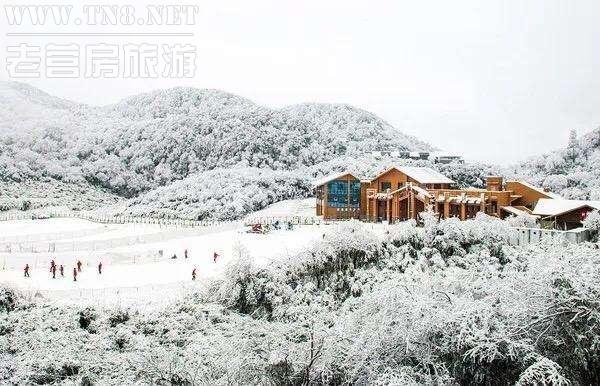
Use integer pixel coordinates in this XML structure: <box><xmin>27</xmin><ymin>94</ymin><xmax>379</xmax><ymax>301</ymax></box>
<box><xmin>370</xmin><ymin>166</ymin><xmax>454</xmax><ymax>184</ymax></box>
<box><xmin>397</xmin><ymin>166</ymin><xmax>455</xmax><ymax>184</ymax></box>
<box><xmin>501</xmin><ymin>206</ymin><xmax>538</xmax><ymax>218</ymax></box>
<box><xmin>532</xmin><ymin>198</ymin><xmax>600</xmax><ymax>217</ymax></box>
<box><xmin>312</xmin><ymin>172</ymin><xmax>359</xmax><ymax>187</ymax></box>
<box><xmin>506</xmin><ymin>180</ymin><xmax>563</xmax><ymax>199</ymax></box>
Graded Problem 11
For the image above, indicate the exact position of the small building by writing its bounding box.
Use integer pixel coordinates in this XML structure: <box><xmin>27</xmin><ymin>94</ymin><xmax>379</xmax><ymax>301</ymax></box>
<box><xmin>533</xmin><ymin>198</ymin><xmax>600</xmax><ymax>230</ymax></box>
<box><xmin>430</xmin><ymin>153</ymin><xmax>464</xmax><ymax>164</ymax></box>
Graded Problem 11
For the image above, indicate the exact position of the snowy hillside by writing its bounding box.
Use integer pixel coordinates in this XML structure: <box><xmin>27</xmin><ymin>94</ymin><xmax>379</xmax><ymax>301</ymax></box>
<box><xmin>512</xmin><ymin>128</ymin><xmax>600</xmax><ymax>199</ymax></box>
<box><xmin>113</xmin><ymin>167</ymin><xmax>312</xmax><ymax>220</ymax></box>
<box><xmin>0</xmin><ymin>82</ymin><xmax>430</xmax><ymax>199</ymax></box>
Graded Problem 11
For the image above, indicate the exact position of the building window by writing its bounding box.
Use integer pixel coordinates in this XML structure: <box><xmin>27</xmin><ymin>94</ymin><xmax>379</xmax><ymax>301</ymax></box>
<box><xmin>327</xmin><ymin>180</ymin><xmax>361</xmax><ymax>208</ymax></box>
<box><xmin>380</xmin><ymin>182</ymin><xmax>391</xmax><ymax>191</ymax></box>
<box><xmin>349</xmin><ymin>181</ymin><xmax>361</xmax><ymax>207</ymax></box>
<box><xmin>327</xmin><ymin>180</ymin><xmax>348</xmax><ymax>207</ymax></box>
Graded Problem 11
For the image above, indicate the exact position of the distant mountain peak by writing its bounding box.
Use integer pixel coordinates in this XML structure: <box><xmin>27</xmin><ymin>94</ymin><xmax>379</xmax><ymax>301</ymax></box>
<box><xmin>0</xmin><ymin>81</ymin><xmax>77</xmax><ymax>110</ymax></box>
<box><xmin>105</xmin><ymin>86</ymin><xmax>258</xmax><ymax>119</ymax></box>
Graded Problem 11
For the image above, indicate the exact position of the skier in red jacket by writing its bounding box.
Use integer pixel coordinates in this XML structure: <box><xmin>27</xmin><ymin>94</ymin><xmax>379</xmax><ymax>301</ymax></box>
<box><xmin>77</xmin><ymin>260</ymin><xmax>82</xmax><ymax>272</ymax></box>
<box><xmin>213</xmin><ymin>251</ymin><xmax>219</xmax><ymax>263</ymax></box>
<box><xmin>51</xmin><ymin>264</ymin><xmax>57</xmax><ymax>279</ymax></box>
<box><xmin>24</xmin><ymin>264</ymin><xmax>30</xmax><ymax>277</ymax></box>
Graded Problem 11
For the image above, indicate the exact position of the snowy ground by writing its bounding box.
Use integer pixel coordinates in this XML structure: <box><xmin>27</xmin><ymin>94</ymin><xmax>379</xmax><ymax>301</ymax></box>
<box><xmin>0</xmin><ymin>216</ymin><xmax>326</xmax><ymax>304</ymax></box>
<box><xmin>245</xmin><ymin>198</ymin><xmax>316</xmax><ymax>221</ymax></box>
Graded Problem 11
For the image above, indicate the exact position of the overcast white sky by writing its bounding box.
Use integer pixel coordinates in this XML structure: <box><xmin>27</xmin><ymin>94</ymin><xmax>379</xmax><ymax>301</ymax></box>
<box><xmin>2</xmin><ymin>0</ymin><xmax>600</xmax><ymax>164</ymax></box>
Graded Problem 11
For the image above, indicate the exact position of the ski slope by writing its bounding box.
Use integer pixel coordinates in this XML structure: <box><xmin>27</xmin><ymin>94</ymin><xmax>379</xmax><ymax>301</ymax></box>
<box><xmin>0</xmin><ymin>216</ymin><xmax>324</xmax><ymax>300</ymax></box>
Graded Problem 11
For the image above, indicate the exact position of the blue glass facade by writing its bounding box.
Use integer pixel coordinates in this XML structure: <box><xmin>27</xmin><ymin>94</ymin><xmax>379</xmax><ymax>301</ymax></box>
<box><xmin>327</xmin><ymin>180</ymin><xmax>347</xmax><ymax>207</ymax></box>
<box><xmin>327</xmin><ymin>180</ymin><xmax>361</xmax><ymax>208</ymax></box>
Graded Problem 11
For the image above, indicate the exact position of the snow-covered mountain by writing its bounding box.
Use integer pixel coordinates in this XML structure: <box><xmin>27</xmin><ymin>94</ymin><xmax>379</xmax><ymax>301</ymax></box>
<box><xmin>0</xmin><ymin>82</ymin><xmax>431</xmax><ymax>212</ymax></box>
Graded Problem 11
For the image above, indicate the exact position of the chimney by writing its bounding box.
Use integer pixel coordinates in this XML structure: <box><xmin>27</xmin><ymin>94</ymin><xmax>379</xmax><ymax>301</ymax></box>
<box><xmin>486</xmin><ymin>176</ymin><xmax>503</xmax><ymax>191</ymax></box>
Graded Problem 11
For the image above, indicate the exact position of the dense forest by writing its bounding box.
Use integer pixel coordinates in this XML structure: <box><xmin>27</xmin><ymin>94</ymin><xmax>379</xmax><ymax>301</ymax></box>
<box><xmin>511</xmin><ymin>128</ymin><xmax>600</xmax><ymax>200</ymax></box>
<box><xmin>0</xmin><ymin>82</ymin><xmax>428</xmax><ymax>195</ymax></box>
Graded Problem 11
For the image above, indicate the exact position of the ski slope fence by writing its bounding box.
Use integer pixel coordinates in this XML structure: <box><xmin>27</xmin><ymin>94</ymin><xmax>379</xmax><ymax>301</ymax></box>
<box><xmin>23</xmin><ymin>282</ymin><xmax>201</xmax><ymax>306</ymax></box>
<box><xmin>0</xmin><ymin>221</ymin><xmax>241</xmax><ymax>255</ymax></box>
<box><xmin>509</xmin><ymin>226</ymin><xmax>590</xmax><ymax>245</ymax></box>
<box><xmin>244</xmin><ymin>215</ymin><xmax>324</xmax><ymax>226</ymax></box>
<box><xmin>0</xmin><ymin>226</ymin><xmax>109</xmax><ymax>244</ymax></box>
<box><xmin>0</xmin><ymin>210</ymin><xmax>224</xmax><ymax>228</ymax></box>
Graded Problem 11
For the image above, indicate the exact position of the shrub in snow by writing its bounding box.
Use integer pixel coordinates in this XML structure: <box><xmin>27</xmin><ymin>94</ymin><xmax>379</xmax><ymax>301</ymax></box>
<box><xmin>419</xmin><ymin>212</ymin><xmax>511</xmax><ymax>266</ymax></box>
<box><xmin>266</xmin><ymin>350</ymin><xmax>294</xmax><ymax>384</ymax></box>
<box><xmin>387</xmin><ymin>219</ymin><xmax>424</xmax><ymax>250</ymax></box>
<box><xmin>78</xmin><ymin>307</ymin><xmax>96</xmax><ymax>331</ymax></box>
<box><xmin>113</xmin><ymin>327</ymin><xmax>133</xmax><ymax>351</ymax></box>
<box><xmin>516</xmin><ymin>356</ymin><xmax>571</xmax><ymax>386</ymax></box>
<box><xmin>289</xmin><ymin>220</ymin><xmax>382</xmax><ymax>283</ymax></box>
<box><xmin>0</xmin><ymin>287</ymin><xmax>18</xmax><ymax>313</ymax></box>
<box><xmin>108</xmin><ymin>308</ymin><xmax>130</xmax><ymax>327</ymax></box>
<box><xmin>210</xmin><ymin>248</ymin><xmax>290</xmax><ymax>319</ymax></box>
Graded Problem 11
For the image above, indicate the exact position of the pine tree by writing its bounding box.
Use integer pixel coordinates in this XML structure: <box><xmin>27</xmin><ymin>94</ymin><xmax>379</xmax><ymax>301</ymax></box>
<box><xmin>566</xmin><ymin>129</ymin><xmax>579</xmax><ymax>161</ymax></box>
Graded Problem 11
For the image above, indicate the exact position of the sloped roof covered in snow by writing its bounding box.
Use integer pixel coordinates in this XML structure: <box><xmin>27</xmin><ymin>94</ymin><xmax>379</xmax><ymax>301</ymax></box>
<box><xmin>507</xmin><ymin>180</ymin><xmax>563</xmax><ymax>199</ymax></box>
<box><xmin>411</xmin><ymin>184</ymin><xmax>433</xmax><ymax>197</ymax></box>
<box><xmin>370</xmin><ymin>166</ymin><xmax>455</xmax><ymax>184</ymax></box>
<box><xmin>532</xmin><ymin>198</ymin><xmax>600</xmax><ymax>217</ymax></box>
<box><xmin>313</xmin><ymin>172</ymin><xmax>359</xmax><ymax>187</ymax></box>
<box><xmin>397</xmin><ymin>166</ymin><xmax>455</xmax><ymax>184</ymax></box>
<box><xmin>502</xmin><ymin>206</ymin><xmax>538</xmax><ymax>218</ymax></box>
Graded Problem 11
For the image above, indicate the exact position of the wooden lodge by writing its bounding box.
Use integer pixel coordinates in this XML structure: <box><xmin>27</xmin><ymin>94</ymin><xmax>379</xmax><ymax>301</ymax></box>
<box><xmin>314</xmin><ymin>166</ymin><xmax>560</xmax><ymax>222</ymax></box>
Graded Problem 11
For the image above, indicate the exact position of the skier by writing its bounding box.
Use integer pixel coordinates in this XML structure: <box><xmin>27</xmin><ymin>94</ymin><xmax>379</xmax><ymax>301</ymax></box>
<box><xmin>73</xmin><ymin>267</ymin><xmax>78</xmax><ymax>282</ymax></box>
<box><xmin>192</xmin><ymin>268</ymin><xmax>196</xmax><ymax>281</ymax></box>
<box><xmin>184</xmin><ymin>249</ymin><xmax>188</xmax><ymax>259</ymax></box>
<box><xmin>77</xmin><ymin>260</ymin><xmax>82</xmax><ymax>272</ymax></box>
<box><xmin>50</xmin><ymin>259</ymin><xmax>55</xmax><ymax>273</ymax></box>
<box><xmin>98</xmin><ymin>262</ymin><xmax>102</xmax><ymax>275</ymax></box>
<box><xmin>59</xmin><ymin>265</ymin><xmax>64</xmax><ymax>277</ymax></box>
<box><xmin>51</xmin><ymin>264</ymin><xmax>56</xmax><ymax>279</ymax></box>
<box><xmin>24</xmin><ymin>264</ymin><xmax>30</xmax><ymax>278</ymax></box>
<box><xmin>213</xmin><ymin>251</ymin><xmax>219</xmax><ymax>263</ymax></box>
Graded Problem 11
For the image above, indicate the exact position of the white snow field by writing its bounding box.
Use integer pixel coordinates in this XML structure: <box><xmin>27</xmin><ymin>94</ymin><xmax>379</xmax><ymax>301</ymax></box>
<box><xmin>245</xmin><ymin>198</ymin><xmax>316</xmax><ymax>221</ymax></box>
<box><xmin>0</xmin><ymin>216</ymin><xmax>325</xmax><ymax>304</ymax></box>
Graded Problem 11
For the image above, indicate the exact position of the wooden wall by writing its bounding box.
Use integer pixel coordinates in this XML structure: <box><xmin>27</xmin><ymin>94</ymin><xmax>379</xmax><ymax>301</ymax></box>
<box><xmin>506</xmin><ymin>181</ymin><xmax>554</xmax><ymax>208</ymax></box>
